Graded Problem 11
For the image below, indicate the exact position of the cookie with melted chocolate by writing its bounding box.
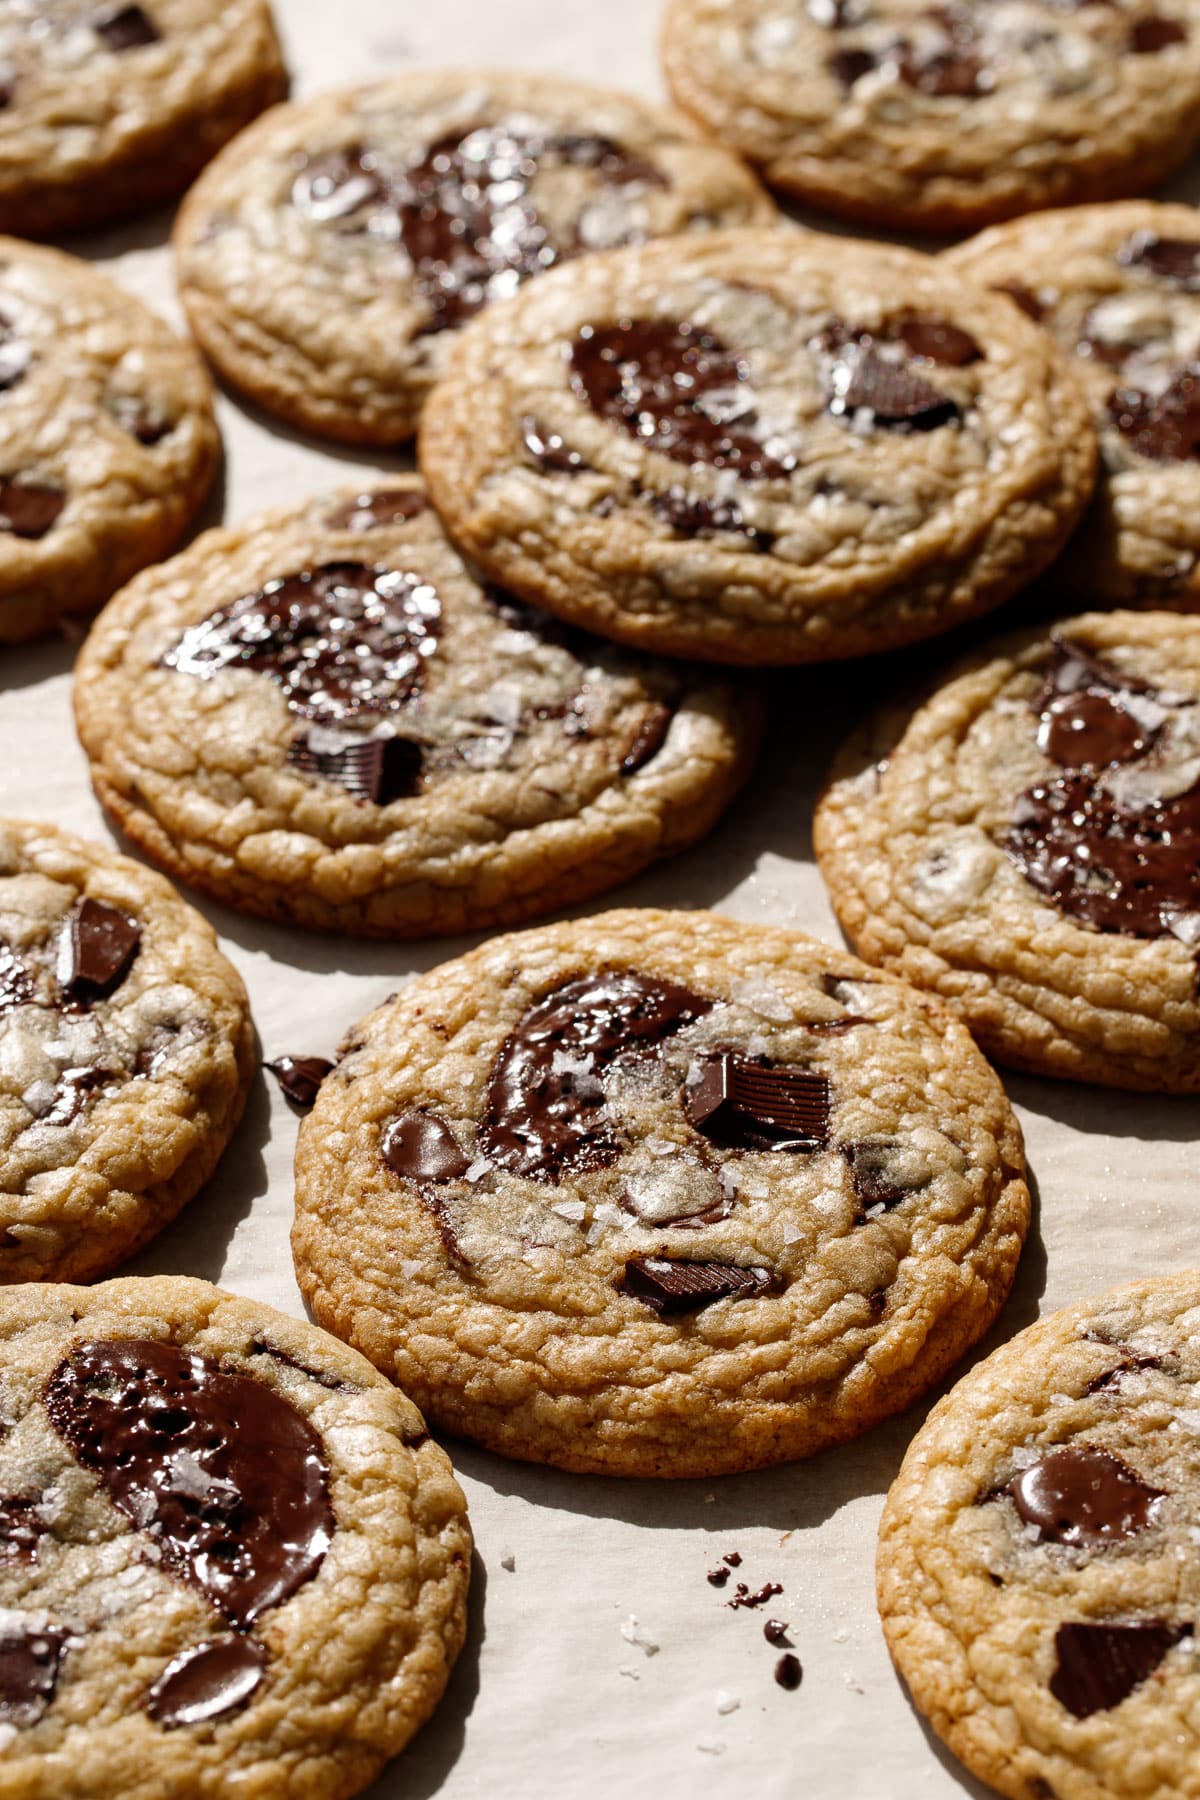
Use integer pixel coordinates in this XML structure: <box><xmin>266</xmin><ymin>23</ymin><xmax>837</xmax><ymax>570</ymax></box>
<box><xmin>880</xmin><ymin>1270</ymin><xmax>1200</xmax><ymax>1799</ymax></box>
<box><xmin>0</xmin><ymin>1274</ymin><xmax>469</xmax><ymax>1799</ymax></box>
<box><xmin>173</xmin><ymin>68</ymin><xmax>775</xmax><ymax>445</ymax></box>
<box><xmin>75</xmin><ymin>480</ymin><xmax>760</xmax><ymax>939</ymax></box>
<box><xmin>292</xmin><ymin>908</ymin><xmax>1027</xmax><ymax>1476</ymax></box>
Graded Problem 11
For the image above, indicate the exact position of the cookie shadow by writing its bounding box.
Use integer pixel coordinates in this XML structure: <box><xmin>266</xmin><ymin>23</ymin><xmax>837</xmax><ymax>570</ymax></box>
<box><xmin>0</xmin><ymin>631</ymin><xmax>78</xmax><ymax>693</ymax></box>
<box><xmin>1006</xmin><ymin>1072</ymin><xmax>1200</xmax><ymax>1145</ymax></box>
<box><xmin>893</xmin><ymin>1663</ymin><xmax>997</xmax><ymax>1800</ymax></box>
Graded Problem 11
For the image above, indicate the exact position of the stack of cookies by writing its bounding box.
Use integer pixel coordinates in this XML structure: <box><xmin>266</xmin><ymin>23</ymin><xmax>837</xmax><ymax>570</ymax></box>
<box><xmin>3</xmin><ymin>0</ymin><xmax>1200</xmax><ymax>1793</ymax></box>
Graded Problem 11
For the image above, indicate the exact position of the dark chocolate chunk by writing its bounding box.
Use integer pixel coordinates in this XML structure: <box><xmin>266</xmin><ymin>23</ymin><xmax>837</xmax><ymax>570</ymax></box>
<box><xmin>147</xmin><ymin>1636</ymin><xmax>266</xmax><ymax>1729</ymax></box>
<box><xmin>728</xmin><ymin>1580</ymin><xmax>784</xmax><ymax>1611</ymax></box>
<box><xmin>109</xmin><ymin>393</ymin><xmax>171</xmax><ymax>444</ymax></box>
<box><xmin>619</xmin><ymin>1255</ymin><xmax>782</xmax><ymax>1314</ymax></box>
<box><xmin>570</xmin><ymin>319</ymin><xmax>792</xmax><ymax>479</ymax></box>
<box><xmin>479</xmin><ymin>972</ymin><xmax>712</xmax><ymax>1182</ymax></box>
<box><xmin>0</xmin><ymin>317</ymin><xmax>29</xmax><ymax>393</ymax></box>
<box><xmin>324</xmin><ymin>489</ymin><xmax>429</xmax><ymax>530</ymax></box>
<box><xmin>1050</xmin><ymin>1620</ymin><xmax>1189</xmax><ymax>1717</ymax></box>
<box><xmin>291</xmin><ymin>149</ymin><xmax>383</xmax><ymax>222</ymax></box>
<box><xmin>763</xmin><ymin>1618</ymin><xmax>791</xmax><ymax>1645</ymax></box>
<box><xmin>0</xmin><ymin>1497</ymin><xmax>42</xmax><ymax>1562</ymax></box>
<box><xmin>1109</xmin><ymin>367</ymin><xmax>1200</xmax><ymax>461</ymax></box>
<box><xmin>248</xmin><ymin>1340</ymin><xmax>354</xmax><ymax>1393</ymax></box>
<box><xmin>893</xmin><ymin>315</ymin><xmax>982</xmax><ymax>367</ymax></box>
<box><xmin>1117</xmin><ymin>232</ymin><xmax>1200</xmax><ymax>290</ymax></box>
<box><xmin>1130</xmin><ymin>14</ymin><xmax>1188</xmax><ymax>51</ymax></box>
<box><xmin>842</xmin><ymin>1141</ymin><xmax>908</xmax><ymax>1216</ymax></box>
<box><xmin>162</xmin><ymin>562</ymin><xmax>440</xmax><ymax>725</ymax></box>
<box><xmin>521</xmin><ymin>417</ymin><xmax>586</xmax><ymax>474</ymax></box>
<box><xmin>828</xmin><ymin>45</ymin><xmax>878</xmax><ymax>84</ymax></box>
<box><xmin>620</xmin><ymin>705</ymin><xmax>672</xmax><ymax>774</ymax></box>
<box><xmin>723</xmin><ymin>1551</ymin><xmax>743</xmax><ymax>1568</ymax></box>
<box><xmin>682</xmin><ymin>1055</ymin><xmax>831</xmax><ymax>1152</ymax></box>
<box><xmin>266</xmin><ymin>1056</ymin><xmax>334</xmax><ymax>1110</ymax></box>
<box><xmin>0</xmin><ymin>1626</ymin><xmax>68</xmax><ymax>1726</ymax></box>
<box><xmin>0</xmin><ymin>947</ymin><xmax>33</xmax><ymax>1012</ymax></box>
<box><xmin>93</xmin><ymin>4</ymin><xmax>159</xmax><ymax>49</ymax></box>
<box><xmin>287</xmin><ymin>733</ymin><xmax>423</xmax><ymax>804</ymax></box>
<box><xmin>993</xmin><ymin>281</ymin><xmax>1046</xmax><ymax>321</ymax></box>
<box><xmin>645</xmin><ymin>484</ymin><xmax>775</xmax><ymax>550</ymax></box>
<box><xmin>774</xmin><ymin>1652</ymin><xmax>803</xmax><ymax>1690</ymax></box>
<box><xmin>44</xmin><ymin>1339</ymin><xmax>332</xmax><ymax>1630</ymax></box>
<box><xmin>828</xmin><ymin>344</ymin><xmax>959</xmax><ymax>429</ymax></box>
<box><xmin>707</xmin><ymin>1565</ymin><xmax>731</xmax><ymax>1587</ymax></box>
<box><xmin>1037</xmin><ymin>690</ymin><xmax>1151</xmax><ymax>767</ymax></box>
<box><xmin>1084</xmin><ymin>1350</ymin><xmax>1165</xmax><ymax>1395</ymax></box>
<box><xmin>382</xmin><ymin>1111</ymin><xmax>469</xmax><ymax>1182</ymax></box>
<box><xmin>1008</xmin><ymin>1447</ymin><xmax>1164</xmax><ymax>1548</ymax></box>
<box><xmin>0</xmin><ymin>478</ymin><xmax>65</xmax><ymax>540</ymax></box>
<box><xmin>59</xmin><ymin>899</ymin><xmax>140</xmax><ymax>1004</ymax></box>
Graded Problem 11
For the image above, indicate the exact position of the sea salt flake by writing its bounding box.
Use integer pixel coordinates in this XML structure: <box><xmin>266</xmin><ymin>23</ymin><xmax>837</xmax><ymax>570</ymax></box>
<box><xmin>465</xmin><ymin>1157</ymin><xmax>492</xmax><ymax>1183</ymax></box>
<box><xmin>697</xmin><ymin>1738</ymin><xmax>726</xmax><ymax>1756</ymax></box>
<box><xmin>551</xmin><ymin>1200</ymin><xmax>587</xmax><ymax>1224</ymax></box>
<box><xmin>715</xmin><ymin>1691</ymin><xmax>740</xmax><ymax>1715</ymax></box>
<box><xmin>620</xmin><ymin>1614</ymin><xmax>659</xmax><ymax>1657</ymax></box>
<box><xmin>729</xmin><ymin>976</ymin><xmax>792</xmax><ymax>1022</ymax></box>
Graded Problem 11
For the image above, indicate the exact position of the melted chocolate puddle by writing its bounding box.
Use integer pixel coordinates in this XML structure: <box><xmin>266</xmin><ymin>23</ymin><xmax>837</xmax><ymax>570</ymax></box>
<box><xmin>0</xmin><ymin>1627</ymin><xmax>69</xmax><ymax>1726</ymax></box>
<box><xmin>147</xmin><ymin>1636</ymin><xmax>266</xmax><ymax>1728</ymax></box>
<box><xmin>1007</xmin><ymin>1446</ymin><xmax>1165</xmax><ymax>1547</ymax></box>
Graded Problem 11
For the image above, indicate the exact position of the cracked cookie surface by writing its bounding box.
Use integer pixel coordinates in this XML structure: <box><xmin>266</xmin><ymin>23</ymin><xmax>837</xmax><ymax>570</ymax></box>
<box><xmin>815</xmin><ymin>610</ymin><xmax>1200</xmax><ymax>1090</ymax></box>
<box><xmin>0</xmin><ymin>1274</ymin><xmax>470</xmax><ymax>1800</ymax></box>
<box><xmin>418</xmin><ymin>229</ymin><xmax>1095</xmax><ymax>666</ymax></box>
<box><xmin>0</xmin><ymin>239</ymin><xmax>218</xmax><ymax>644</ymax></box>
<box><xmin>879</xmin><ymin>1270</ymin><xmax>1200</xmax><ymax>1800</ymax></box>
<box><xmin>0</xmin><ymin>818</ymin><xmax>253</xmax><ymax>1283</ymax></box>
<box><xmin>291</xmin><ymin>908</ymin><xmax>1029</xmax><ymax>1477</ymax></box>
<box><xmin>73</xmin><ymin>480</ymin><xmax>761</xmax><ymax>938</ymax></box>
<box><xmin>662</xmin><ymin>0</ymin><xmax>1200</xmax><ymax>232</ymax></box>
<box><xmin>172</xmin><ymin>69</ymin><xmax>775</xmax><ymax>446</ymax></box>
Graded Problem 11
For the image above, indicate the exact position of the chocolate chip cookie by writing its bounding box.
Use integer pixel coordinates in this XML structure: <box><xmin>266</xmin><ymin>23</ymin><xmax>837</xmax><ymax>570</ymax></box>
<box><xmin>172</xmin><ymin>70</ymin><xmax>775</xmax><ymax>447</ymax></box>
<box><xmin>879</xmin><ymin>1269</ymin><xmax>1200</xmax><ymax>1800</ymax></box>
<box><xmin>662</xmin><ymin>0</ymin><xmax>1200</xmax><ymax>233</ymax></box>
<box><xmin>0</xmin><ymin>0</ymin><xmax>287</xmax><ymax>239</ymax></box>
<box><xmin>0</xmin><ymin>818</ymin><xmax>254</xmax><ymax>1282</ymax></box>
<box><xmin>0</xmin><ymin>1274</ymin><xmax>469</xmax><ymax>1799</ymax></box>
<box><xmin>947</xmin><ymin>202</ymin><xmax>1200</xmax><ymax>606</ymax></box>
<box><xmin>815</xmin><ymin>611</ymin><xmax>1200</xmax><ymax>1090</ymax></box>
<box><xmin>291</xmin><ymin>908</ymin><xmax>1029</xmax><ymax>1477</ymax></box>
<box><xmin>73</xmin><ymin>480</ymin><xmax>761</xmax><ymax>937</ymax></box>
<box><xmin>419</xmin><ymin>229</ymin><xmax>1096</xmax><ymax>665</ymax></box>
<box><xmin>0</xmin><ymin>238</ymin><xmax>219</xmax><ymax>643</ymax></box>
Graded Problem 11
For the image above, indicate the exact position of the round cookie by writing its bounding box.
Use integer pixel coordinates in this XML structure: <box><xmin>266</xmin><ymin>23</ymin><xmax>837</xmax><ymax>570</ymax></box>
<box><xmin>172</xmin><ymin>69</ymin><xmax>776</xmax><ymax>447</ymax></box>
<box><xmin>878</xmin><ymin>1270</ymin><xmax>1200</xmax><ymax>1800</ymax></box>
<box><xmin>0</xmin><ymin>239</ymin><xmax>219</xmax><ymax>644</ymax></box>
<box><xmin>0</xmin><ymin>818</ymin><xmax>254</xmax><ymax>1282</ymax></box>
<box><xmin>419</xmin><ymin>229</ymin><xmax>1096</xmax><ymax>666</ymax></box>
<box><xmin>73</xmin><ymin>480</ymin><xmax>761</xmax><ymax>937</ymax></box>
<box><xmin>291</xmin><ymin>908</ymin><xmax>1030</xmax><ymax>1477</ymax></box>
<box><xmin>815</xmin><ymin>610</ymin><xmax>1200</xmax><ymax>1091</ymax></box>
<box><xmin>947</xmin><ymin>202</ymin><xmax>1200</xmax><ymax>607</ymax></box>
<box><xmin>0</xmin><ymin>0</ymin><xmax>287</xmax><ymax>240</ymax></box>
<box><xmin>661</xmin><ymin>0</ymin><xmax>1200</xmax><ymax>233</ymax></box>
<box><xmin>0</xmin><ymin>1274</ymin><xmax>470</xmax><ymax>1800</ymax></box>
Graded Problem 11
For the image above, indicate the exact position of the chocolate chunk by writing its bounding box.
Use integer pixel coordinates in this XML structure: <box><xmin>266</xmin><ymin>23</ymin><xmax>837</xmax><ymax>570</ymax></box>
<box><xmin>893</xmin><ymin>315</ymin><xmax>981</xmax><ymax>367</ymax></box>
<box><xmin>1109</xmin><ymin>367</ymin><xmax>1200</xmax><ymax>461</ymax></box>
<box><xmin>993</xmin><ymin>281</ymin><xmax>1046</xmax><ymax>322</ymax></box>
<box><xmin>59</xmin><ymin>899</ymin><xmax>139</xmax><ymax>1004</ymax></box>
<box><xmin>480</xmin><ymin>973</ymin><xmax>712</xmax><ymax>1182</ymax></box>
<box><xmin>0</xmin><ymin>71</ymin><xmax>13</xmax><ymax>111</ymax></box>
<box><xmin>291</xmin><ymin>149</ymin><xmax>383</xmax><ymax>222</ymax></box>
<box><xmin>163</xmin><ymin>563</ymin><xmax>440</xmax><ymax>725</ymax></box>
<box><xmin>0</xmin><ymin>317</ymin><xmax>29</xmax><ymax>393</ymax></box>
<box><xmin>620</xmin><ymin>705</ymin><xmax>672</xmax><ymax>774</ymax></box>
<box><xmin>147</xmin><ymin>1635</ymin><xmax>265</xmax><ymax>1728</ymax></box>
<box><xmin>898</xmin><ymin>40</ymin><xmax>984</xmax><ymax>96</ymax></box>
<box><xmin>0</xmin><ymin>478</ymin><xmax>65</xmax><ymax>540</ymax></box>
<box><xmin>0</xmin><ymin>1627</ymin><xmax>68</xmax><ymax>1726</ymax></box>
<box><xmin>1008</xmin><ymin>1447</ymin><xmax>1164</xmax><ymax>1547</ymax></box>
<box><xmin>828</xmin><ymin>45</ymin><xmax>878</xmax><ymax>84</ymax></box>
<box><xmin>1038</xmin><ymin>690</ymin><xmax>1151</xmax><ymax>767</ymax></box>
<box><xmin>1084</xmin><ymin>1350</ymin><xmax>1164</xmax><ymax>1395</ymax></box>
<box><xmin>287</xmin><ymin>733</ymin><xmax>423</xmax><ymax>804</ymax></box>
<box><xmin>382</xmin><ymin>1110</ymin><xmax>469</xmax><ymax>1182</ymax></box>
<box><xmin>842</xmin><ymin>1141</ymin><xmax>908</xmax><ymax>1215</ymax></box>
<box><xmin>1118</xmin><ymin>232</ymin><xmax>1200</xmax><ymax>290</ymax></box>
<box><xmin>0</xmin><ymin>1498</ymin><xmax>42</xmax><ymax>1562</ymax></box>
<box><xmin>570</xmin><ymin>319</ymin><xmax>792</xmax><ymax>479</ymax></box>
<box><xmin>522</xmin><ymin>417</ymin><xmax>586</xmax><ymax>474</ymax></box>
<box><xmin>266</xmin><ymin>1056</ymin><xmax>334</xmax><ymax>1110</ymax></box>
<box><xmin>1050</xmin><ymin>1620</ymin><xmax>1189</xmax><ymax>1717</ymax></box>
<box><xmin>774</xmin><ymin>1652</ymin><xmax>803</xmax><ymax>1690</ymax></box>
<box><xmin>35</xmin><ymin>1065</ymin><xmax>112</xmax><ymax>1127</ymax></box>
<box><xmin>325</xmin><ymin>489</ymin><xmax>429</xmax><ymax>530</ymax></box>
<box><xmin>619</xmin><ymin>1255</ymin><xmax>782</xmax><ymax>1314</ymax></box>
<box><xmin>682</xmin><ymin>1055</ymin><xmax>831</xmax><ymax>1152</ymax></box>
<box><xmin>707</xmin><ymin>1565</ymin><xmax>731</xmax><ymax>1587</ymax></box>
<box><xmin>248</xmin><ymin>1340</ymin><xmax>353</xmax><ymax>1392</ymax></box>
<box><xmin>93</xmin><ymin>4</ymin><xmax>159</xmax><ymax>49</ymax></box>
<box><xmin>0</xmin><ymin>947</ymin><xmax>33</xmax><ymax>1012</ymax></box>
<box><xmin>44</xmin><ymin>1339</ymin><xmax>332</xmax><ymax>1630</ymax></box>
<box><xmin>723</xmin><ymin>1551</ymin><xmax>743</xmax><ymax>1568</ymax></box>
<box><xmin>1130</xmin><ymin>14</ymin><xmax>1188</xmax><ymax>51</ymax></box>
<box><xmin>728</xmin><ymin>1580</ymin><xmax>783</xmax><ymax>1611</ymax></box>
<box><xmin>645</xmin><ymin>485</ymin><xmax>775</xmax><ymax>551</ymax></box>
<box><xmin>109</xmin><ymin>394</ymin><xmax>171</xmax><ymax>444</ymax></box>
<box><xmin>828</xmin><ymin>345</ymin><xmax>959</xmax><ymax>430</ymax></box>
<box><xmin>764</xmin><ymin>1619</ymin><xmax>791</xmax><ymax>1645</ymax></box>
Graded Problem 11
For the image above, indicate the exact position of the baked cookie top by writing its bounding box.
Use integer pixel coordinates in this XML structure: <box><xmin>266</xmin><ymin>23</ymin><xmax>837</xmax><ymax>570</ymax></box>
<box><xmin>0</xmin><ymin>818</ymin><xmax>253</xmax><ymax>1283</ymax></box>
<box><xmin>172</xmin><ymin>68</ymin><xmax>775</xmax><ymax>446</ymax></box>
<box><xmin>73</xmin><ymin>480</ymin><xmax>760</xmax><ymax>938</ymax></box>
<box><xmin>815</xmin><ymin>610</ymin><xmax>1200</xmax><ymax>1090</ymax></box>
<box><xmin>419</xmin><ymin>228</ymin><xmax>1095</xmax><ymax>664</ymax></box>
<box><xmin>879</xmin><ymin>1270</ymin><xmax>1200</xmax><ymax>1800</ymax></box>
<box><xmin>291</xmin><ymin>909</ymin><xmax>1029</xmax><ymax>1477</ymax></box>
<box><xmin>0</xmin><ymin>1275</ymin><xmax>469</xmax><ymax>1800</ymax></box>
<box><xmin>0</xmin><ymin>0</ymin><xmax>287</xmax><ymax>238</ymax></box>
<box><xmin>661</xmin><ymin>0</ymin><xmax>1200</xmax><ymax>230</ymax></box>
<box><xmin>948</xmin><ymin>201</ymin><xmax>1200</xmax><ymax>606</ymax></box>
<box><xmin>0</xmin><ymin>238</ymin><xmax>218</xmax><ymax>644</ymax></box>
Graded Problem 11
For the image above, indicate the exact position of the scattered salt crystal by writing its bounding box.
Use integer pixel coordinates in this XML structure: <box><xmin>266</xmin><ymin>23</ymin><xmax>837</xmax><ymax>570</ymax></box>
<box><xmin>500</xmin><ymin>1552</ymin><xmax>516</xmax><ymax>1572</ymax></box>
<box><xmin>1009</xmin><ymin>1445</ymin><xmax>1040</xmax><ymax>1469</ymax></box>
<box><xmin>729</xmin><ymin>976</ymin><xmax>792</xmax><ymax>1023</ymax></box>
<box><xmin>746</xmin><ymin>1032</ymin><xmax>771</xmax><ymax>1058</ymax></box>
<box><xmin>718</xmin><ymin>1166</ymin><xmax>740</xmax><ymax>1200</ymax></box>
<box><xmin>1169</xmin><ymin>913</ymin><xmax>1200</xmax><ymax>948</ymax></box>
<box><xmin>620</xmin><ymin>1614</ymin><xmax>660</xmax><ymax>1657</ymax></box>
<box><xmin>551</xmin><ymin>1200</ymin><xmax>587</xmax><ymax>1224</ymax></box>
<box><xmin>1048</xmin><ymin>1393</ymin><xmax>1074</xmax><ymax>1406</ymax></box>
<box><xmin>1023</xmin><ymin>1522</ymin><xmax>1043</xmax><ymax>1543</ymax></box>
<box><xmin>864</xmin><ymin>1202</ymin><xmax>885</xmax><ymax>1220</ymax></box>
<box><xmin>684</xmin><ymin>1061</ymin><xmax>703</xmax><ymax>1088</ymax></box>
<box><xmin>780</xmin><ymin>1219</ymin><xmax>804</xmax><ymax>1245</ymax></box>
<box><xmin>1174</xmin><ymin>1408</ymin><xmax>1200</xmax><ymax>1432</ymax></box>
<box><xmin>0</xmin><ymin>1725</ymin><xmax>16</xmax><ymax>1752</ymax></box>
<box><xmin>843</xmin><ymin>1673</ymin><xmax>864</xmax><ymax>1695</ymax></box>
<box><xmin>484</xmin><ymin>684</ymin><xmax>523</xmax><ymax>728</ymax></box>
<box><xmin>551</xmin><ymin>1050</ymin><xmax>595</xmax><ymax>1078</ymax></box>
<box><xmin>399</xmin><ymin>1260</ymin><xmax>422</xmax><ymax>1280</ymax></box>
<box><xmin>715</xmin><ymin>1691</ymin><xmax>740</xmax><ymax>1715</ymax></box>
<box><xmin>465</xmin><ymin>1158</ymin><xmax>492</xmax><ymax>1184</ymax></box>
<box><xmin>697</xmin><ymin>1739</ymin><xmax>726</xmax><ymax>1756</ymax></box>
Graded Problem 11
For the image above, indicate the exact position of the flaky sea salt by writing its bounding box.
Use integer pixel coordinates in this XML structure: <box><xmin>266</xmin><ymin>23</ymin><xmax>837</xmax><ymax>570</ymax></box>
<box><xmin>465</xmin><ymin>1157</ymin><xmax>492</xmax><ymax>1184</ymax></box>
<box><xmin>715</xmin><ymin>1692</ymin><xmax>740</xmax><ymax>1715</ymax></box>
<box><xmin>620</xmin><ymin>1615</ymin><xmax>659</xmax><ymax>1657</ymax></box>
<box><xmin>729</xmin><ymin>976</ymin><xmax>792</xmax><ymax>1023</ymax></box>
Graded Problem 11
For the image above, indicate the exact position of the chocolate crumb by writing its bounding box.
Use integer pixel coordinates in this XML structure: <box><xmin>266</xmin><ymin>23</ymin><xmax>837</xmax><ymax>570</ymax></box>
<box><xmin>723</xmin><ymin>1551</ymin><xmax>743</xmax><ymax>1568</ymax></box>
<box><xmin>728</xmin><ymin>1581</ymin><xmax>783</xmax><ymax>1611</ymax></box>
<box><xmin>774</xmin><ymin>1652</ymin><xmax>803</xmax><ymax>1690</ymax></box>
<box><xmin>267</xmin><ymin>1056</ymin><xmax>334</xmax><ymax>1109</ymax></box>
<box><xmin>707</xmin><ymin>1566</ymin><xmax>731</xmax><ymax>1587</ymax></box>
<box><xmin>763</xmin><ymin>1619</ymin><xmax>790</xmax><ymax>1646</ymax></box>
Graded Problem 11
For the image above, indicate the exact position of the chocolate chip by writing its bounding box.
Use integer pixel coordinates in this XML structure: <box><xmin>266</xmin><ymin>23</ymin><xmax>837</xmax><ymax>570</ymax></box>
<box><xmin>0</xmin><ymin>1498</ymin><xmax>42</xmax><ymax>1563</ymax></box>
<box><xmin>619</xmin><ymin>1255</ymin><xmax>782</xmax><ymax>1314</ymax></box>
<box><xmin>1130</xmin><ymin>14</ymin><xmax>1188</xmax><ymax>51</ymax></box>
<box><xmin>266</xmin><ymin>1056</ymin><xmax>334</xmax><ymax>1110</ymax></box>
<box><xmin>707</xmin><ymin>1565</ymin><xmax>731</xmax><ymax>1587</ymax></box>
<box><xmin>521</xmin><ymin>417</ymin><xmax>586</xmax><ymax>474</ymax></box>
<box><xmin>59</xmin><ymin>899</ymin><xmax>139</xmax><ymax>1004</ymax></box>
<box><xmin>1117</xmin><ymin>232</ymin><xmax>1200</xmax><ymax>290</ymax></box>
<box><xmin>109</xmin><ymin>394</ymin><xmax>171</xmax><ymax>444</ymax></box>
<box><xmin>1109</xmin><ymin>367</ymin><xmax>1200</xmax><ymax>461</ymax></box>
<box><xmin>324</xmin><ymin>490</ymin><xmax>429</xmax><ymax>530</ymax></box>
<box><xmin>842</xmin><ymin>1141</ymin><xmax>908</xmax><ymax>1216</ymax></box>
<box><xmin>287</xmin><ymin>733</ymin><xmax>424</xmax><ymax>804</ymax></box>
<box><xmin>35</xmin><ymin>1065</ymin><xmax>112</xmax><ymax>1127</ymax></box>
<box><xmin>147</xmin><ymin>1636</ymin><xmax>265</xmax><ymax>1729</ymax></box>
<box><xmin>620</xmin><ymin>705</ymin><xmax>672</xmax><ymax>775</ymax></box>
<box><xmin>774</xmin><ymin>1652</ymin><xmax>803</xmax><ymax>1690</ymax></box>
<box><xmin>45</xmin><ymin>1340</ymin><xmax>332</xmax><ymax>1631</ymax></box>
<box><xmin>1084</xmin><ymin>1351</ymin><xmax>1165</xmax><ymax>1394</ymax></box>
<box><xmin>899</xmin><ymin>40</ymin><xmax>984</xmax><ymax>95</ymax></box>
<box><xmin>1008</xmin><ymin>1447</ymin><xmax>1165</xmax><ymax>1548</ymax></box>
<box><xmin>728</xmin><ymin>1580</ymin><xmax>784</xmax><ymax>1611</ymax></box>
<box><xmin>248</xmin><ymin>1340</ymin><xmax>354</xmax><ymax>1392</ymax></box>
<box><xmin>893</xmin><ymin>315</ymin><xmax>981</xmax><ymax>367</ymax></box>
<box><xmin>828</xmin><ymin>344</ymin><xmax>959</xmax><ymax>430</ymax></box>
<box><xmin>0</xmin><ymin>1627</ymin><xmax>68</xmax><ymax>1726</ymax></box>
<box><xmin>382</xmin><ymin>1111</ymin><xmax>469</xmax><ymax>1182</ymax></box>
<box><xmin>1050</xmin><ymin>1620</ymin><xmax>1190</xmax><ymax>1717</ymax></box>
<box><xmin>993</xmin><ymin>281</ymin><xmax>1046</xmax><ymax>322</ymax></box>
<box><xmin>645</xmin><ymin>485</ymin><xmax>775</xmax><ymax>551</ymax></box>
<box><xmin>764</xmin><ymin>1619</ymin><xmax>790</xmax><ymax>1645</ymax></box>
<box><xmin>93</xmin><ymin>4</ymin><xmax>159</xmax><ymax>49</ymax></box>
<box><xmin>828</xmin><ymin>45</ymin><xmax>877</xmax><ymax>83</ymax></box>
<box><xmin>682</xmin><ymin>1055</ymin><xmax>831</xmax><ymax>1152</ymax></box>
<box><xmin>0</xmin><ymin>477</ymin><xmax>65</xmax><ymax>540</ymax></box>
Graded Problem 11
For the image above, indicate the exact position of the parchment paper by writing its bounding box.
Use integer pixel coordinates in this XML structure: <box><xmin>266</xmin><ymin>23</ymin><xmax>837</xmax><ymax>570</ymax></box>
<box><xmin>5</xmin><ymin>5</ymin><xmax>1200</xmax><ymax>1794</ymax></box>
